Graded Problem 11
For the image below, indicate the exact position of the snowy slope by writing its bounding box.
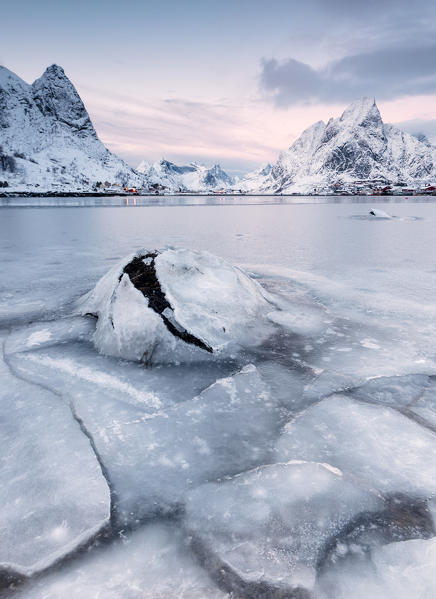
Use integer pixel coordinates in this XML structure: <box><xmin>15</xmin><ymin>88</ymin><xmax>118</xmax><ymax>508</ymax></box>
<box><xmin>242</xmin><ymin>97</ymin><xmax>436</xmax><ymax>193</ymax></box>
<box><xmin>0</xmin><ymin>64</ymin><xmax>144</xmax><ymax>192</ymax></box>
<box><xmin>137</xmin><ymin>159</ymin><xmax>234</xmax><ymax>192</ymax></box>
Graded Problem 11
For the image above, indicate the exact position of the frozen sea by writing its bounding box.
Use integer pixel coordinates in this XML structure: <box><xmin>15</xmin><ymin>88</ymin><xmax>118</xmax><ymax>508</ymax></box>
<box><xmin>1</xmin><ymin>195</ymin><xmax>436</xmax><ymax>598</ymax></box>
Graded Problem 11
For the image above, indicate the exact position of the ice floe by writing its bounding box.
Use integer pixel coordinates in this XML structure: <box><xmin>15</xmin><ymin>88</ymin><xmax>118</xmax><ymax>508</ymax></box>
<box><xmin>0</xmin><ymin>334</ymin><xmax>110</xmax><ymax>580</ymax></box>
<box><xmin>69</xmin><ymin>365</ymin><xmax>284</xmax><ymax>524</ymax></box>
<box><xmin>184</xmin><ymin>461</ymin><xmax>384</xmax><ymax>597</ymax></box>
<box><xmin>10</xmin><ymin>523</ymin><xmax>226</xmax><ymax>599</ymax></box>
<box><xmin>275</xmin><ymin>394</ymin><xmax>436</xmax><ymax>498</ymax></box>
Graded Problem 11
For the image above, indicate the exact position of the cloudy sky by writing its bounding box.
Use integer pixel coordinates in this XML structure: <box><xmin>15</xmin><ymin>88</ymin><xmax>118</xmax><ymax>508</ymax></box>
<box><xmin>3</xmin><ymin>0</ymin><xmax>436</xmax><ymax>174</ymax></box>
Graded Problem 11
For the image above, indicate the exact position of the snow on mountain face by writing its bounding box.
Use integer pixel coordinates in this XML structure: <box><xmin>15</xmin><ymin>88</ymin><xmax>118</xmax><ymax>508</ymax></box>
<box><xmin>137</xmin><ymin>158</ymin><xmax>234</xmax><ymax>192</ymax></box>
<box><xmin>0</xmin><ymin>64</ymin><xmax>142</xmax><ymax>192</ymax></box>
<box><xmin>242</xmin><ymin>97</ymin><xmax>436</xmax><ymax>193</ymax></box>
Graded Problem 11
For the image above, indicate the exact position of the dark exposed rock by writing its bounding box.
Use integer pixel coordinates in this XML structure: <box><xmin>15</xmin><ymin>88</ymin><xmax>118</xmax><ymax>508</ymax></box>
<box><xmin>122</xmin><ymin>253</ymin><xmax>213</xmax><ymax>353</ymax></box>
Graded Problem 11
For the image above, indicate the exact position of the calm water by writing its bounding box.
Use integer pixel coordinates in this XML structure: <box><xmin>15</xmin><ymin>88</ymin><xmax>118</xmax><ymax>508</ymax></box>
<box><xmin>0</xmin><ymin>193</ymin><xmax>435</xmax><ymax>208</ymax></box>
<box><xmin>1</xmin><ymin>196</ymin><xmax>435</xmax><ymax>325</ymax></box>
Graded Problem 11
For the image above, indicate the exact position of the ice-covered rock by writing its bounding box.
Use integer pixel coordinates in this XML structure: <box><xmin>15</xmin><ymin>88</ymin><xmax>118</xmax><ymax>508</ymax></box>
<box><xmin>184</xmin><ymin>461</ymin><xmax>384</xmax><ymax>597</ymax></box>
<box><xmin>80</xmin><ymin>247</ymin><xmax>274</xmax><ymax>363</ymax></box>
<box><xmin>70</xmin><ymin>365</ymin><xmax>284</xmax><ymax>524</ymax></box>
<box><xmin>369</xmin><ymin>209</ymin><xmax>392</xmax><ymax>219</ymax></box>
<box><xmin>316</xmin><ymin>537</ymin><xmax>436</xmax><ymax>599</ymax></box>
<box><xmin>10</xmin><ymin>523</ymin><xmax>226</xmax><ymax>599</ymax></box>
<box><xmin>0</xmin><ymin>334</ymin><xmax>110</xmax><ymax>580</ymax></box>
<box><xmin>275</xmin><ymin>394</ymin><xmax>436</xmax><ymax>498</ymax></box>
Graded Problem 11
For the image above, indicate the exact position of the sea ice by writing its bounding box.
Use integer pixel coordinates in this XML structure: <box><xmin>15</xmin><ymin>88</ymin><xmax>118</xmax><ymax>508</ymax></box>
<box><xmin>69</xmin><ymin>365</ymin><xmax>285</xmax><ymax>524</ymax></box>
<box><xmin>0</xmin><ymin>335</ymin><xmax>110</xmax><ymax>580</ymax></box>
<box><xmin>184</xmin><ymin>461</ymin><xmax>383</xmax><ymax>597</ymax></box>
<box><xmin>275</xmin><ymin>394</ymin><xmax>436</xmax><ymax>499</ymax></box>
<box><xmin>9</xmin><ymin>523</ymin><xmax>226</xmax><ymax>599</ymax></box>
<box><xmin>409</xmin><ymin>384</ymin><xmax>436</xmax><ymax>429</ymax></box>
<box><xmin>316</xmin><ymin>537</ymin><xmax>436</xmax><ymax>599</ymax></box>
<box><xmin>349</xmin><ymin>373</ymin><xmax>432</xmax><ymax>408</ymax></box>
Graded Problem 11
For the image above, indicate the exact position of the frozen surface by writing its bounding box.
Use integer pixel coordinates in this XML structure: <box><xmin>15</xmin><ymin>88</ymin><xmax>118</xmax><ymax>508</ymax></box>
<box><xmin>185</xmin><ymin>461</ymin><xmax>383</xmax><ymax>596</ymax></box>
<box><xmin>276</xmin><ymin>394</ymin><xmax>436</xmax><ymax>498</ymax></box>
<box><xmin>0</xmin><ymin>334</ymin><xmax>110</xmax><ymax>578</ymax></box>
<box><xmin>1</xmin><ymin>199</ymin><xmax>436</xmax><ymax>596</ymax></box>
<box><xmin>316</xmin><ymin>537</ymin><xmax>436</xmax><ymax>599</ymax></box>
<box><xmin>70</xmin><ymin>365</ymin><xmax>284</xmax><ymax>524</ymax></box>
<box><xmin>11</xmin><ymin>523</ymin><xmax>226</xmax><ymax>599</ymax></box>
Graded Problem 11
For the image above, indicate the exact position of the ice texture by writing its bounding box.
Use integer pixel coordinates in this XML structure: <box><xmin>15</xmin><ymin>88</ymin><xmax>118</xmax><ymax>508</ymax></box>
<box><xmin>80</xmin><ymin>247</ymin><xmax>273</xmax><ymax>363</ymax></box>
<box><xmin>276</xmin><ymin>394</ymin><xmax>436</xmax><ymax>498</ymax></box>
<box><xmin>184</xmin><ymin>461</ymin><xmax>383</xmax><ymax>597</ymax></box>
<box><xmin>316</xmin><ymin>537</ymin><xmax>436</xmax><ymax>599</ymax></box>
<box><xmin>0</xmin><ymin>335</ymin><xmax>110</xmax><ymax>579</ymax></box>
<box><xmin>10</xmin><ymin>523</ymin><xmax>226</xmax><ymax>599</ymax></box>
<box><xmin>68</xmin><ymin>364</ymin><xmax>284</xmax><ymax>524</ymax></box>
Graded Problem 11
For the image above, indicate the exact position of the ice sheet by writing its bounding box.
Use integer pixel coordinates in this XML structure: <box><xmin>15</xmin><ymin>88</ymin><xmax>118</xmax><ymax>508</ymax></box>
<box><xmin>184</xmin><ymin>461</ymin><xmax>383</xmax><ymax>596</ymax></box>
<box><xmin>69</xmin><ymin>365</ymin><xmax>285</xmax><ymax>524</ymax></box>
<box><xmin>9</xmin><ymin>523</ymin><xmax>227</xmax><ymax>599</ymax></box>
<box><xmin>276</xmin><ymin>394</ymin><xmax>436</xmax><ymax>498</ymax></box>
<box><xmin>0</xmin><ymin>334</ymin><xmax>110</xmax><ymax>579</ymax></box>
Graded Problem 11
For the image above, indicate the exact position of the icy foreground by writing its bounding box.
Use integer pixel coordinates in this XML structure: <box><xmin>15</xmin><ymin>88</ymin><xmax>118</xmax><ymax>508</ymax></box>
<box><xmin>80</xmin><ymin>247</ymin><xmax>274</xmax><ymax>362</ymax></box>
<box><xmin>12</xmin><ymin>524</ymin><xmax>226</xmax><ymax>599</ymax></box>
<box><xmin>0</xmin><ymin>334</ymin><xmax>110</xmax><ymax>581</ymax></box>
<box><xmin>185</xmin><ymin>461</ymin><xmax>384</xmax><ymax>597</ymax></box>
<box><xmin>2</xmin><ymin>231</ymin><xmax>436</xmax><ymax>598</ymax></box>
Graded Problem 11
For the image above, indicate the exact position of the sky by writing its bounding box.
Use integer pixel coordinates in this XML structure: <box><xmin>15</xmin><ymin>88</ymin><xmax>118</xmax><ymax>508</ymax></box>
<box><xmin>2</xmin><ymin>0</ymin><xmax>436</xmax><ymax>175</ymax></box>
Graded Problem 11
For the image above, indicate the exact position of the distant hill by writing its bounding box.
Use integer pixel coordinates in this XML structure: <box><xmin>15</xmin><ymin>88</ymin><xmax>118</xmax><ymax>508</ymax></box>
<box><xmin>137</xmin><ymin>159</ymin><xmax>234</xmax><ymax>192</ymax></box>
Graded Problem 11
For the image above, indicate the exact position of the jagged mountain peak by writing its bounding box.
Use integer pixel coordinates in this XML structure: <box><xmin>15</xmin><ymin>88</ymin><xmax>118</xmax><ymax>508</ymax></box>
<box><xmin>31</xmin><ymin>64</ymin><xmax>95</xmax><ymax>136</ymax></box>
<box><xmin>0</xmin><ymin>65</ymin><xmax>29</xmax><ymax>91</ymax></box>
<box><xmin>136</xmin><ymin>158</ymin><xmax>233</xmax><ymax>191</ymax></box>
<box><xmin>339</xmin><ymin>96</ymin><xmax>381</xmax><ymax>127</ymax></box>
<box><xmin>243</xmin><ymin>96</ymin><xmax>436</xmax><ymax>193</ymax></box>
<box><xmin>0</xmin><ymin>63</ymin><xmax>142</xmax><ymax>191</ymax></box>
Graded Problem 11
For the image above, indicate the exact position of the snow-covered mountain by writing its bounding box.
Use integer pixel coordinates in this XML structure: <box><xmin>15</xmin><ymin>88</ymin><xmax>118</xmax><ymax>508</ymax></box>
<box><xmin>0</xmin><ymin>64</ymin><xmax>143</xmax><ymax>192</ymax></box>
<box><xmin>137</xmin><ymin>159</ymin><xmax>234</xmax><ymax>192</ymax></box>
<box><xmin>242</xmin><ymin>98</ymin><xmax>436</xmax><ymax>194</ymax></box>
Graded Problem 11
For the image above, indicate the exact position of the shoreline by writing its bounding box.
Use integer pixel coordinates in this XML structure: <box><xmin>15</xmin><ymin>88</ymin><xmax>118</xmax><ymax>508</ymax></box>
<box><xmin>0</xmin><ymin>191</ymin><xmax>429</xmax><ymax>198</ymax></box>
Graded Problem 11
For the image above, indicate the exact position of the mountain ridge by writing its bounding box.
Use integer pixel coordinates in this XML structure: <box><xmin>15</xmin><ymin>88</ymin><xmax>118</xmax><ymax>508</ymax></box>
<box><xmin>0</xmin><ymin>64</ymin><xmax>142</xmax><ymax>191</ymax></box>
<box><xmin>241</xmin><ymin>97</ymin><xmax>436</xmax><ymax>193</ymax></box>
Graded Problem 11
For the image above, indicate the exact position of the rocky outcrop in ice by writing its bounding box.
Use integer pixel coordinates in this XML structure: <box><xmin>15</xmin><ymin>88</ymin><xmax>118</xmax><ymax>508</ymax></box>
<box><xmin>137</xmin><ymin>159</ymin><xmax>234</xmax><ymax>193</ymax></box>
<box><xmin>0</xmin><ymin>64</ymin><xmax>143</xmax><ymax>192</ymax></box>
<box><xmin>242</xmin><ymin>97</ymin><xmax>436</xmax><ymax>193</ymax></box>
<box><xmin>80</xmin><ymin>247</ymin><xmax>274</xmax><ymax>363</ymax></box>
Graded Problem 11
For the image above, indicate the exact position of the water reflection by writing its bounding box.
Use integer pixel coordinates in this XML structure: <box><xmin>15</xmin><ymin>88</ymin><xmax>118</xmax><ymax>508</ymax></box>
<box><xmin>0</xmin><ymin>194</ymin><xmax>435</xmax><ymax>208</ymax></box>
